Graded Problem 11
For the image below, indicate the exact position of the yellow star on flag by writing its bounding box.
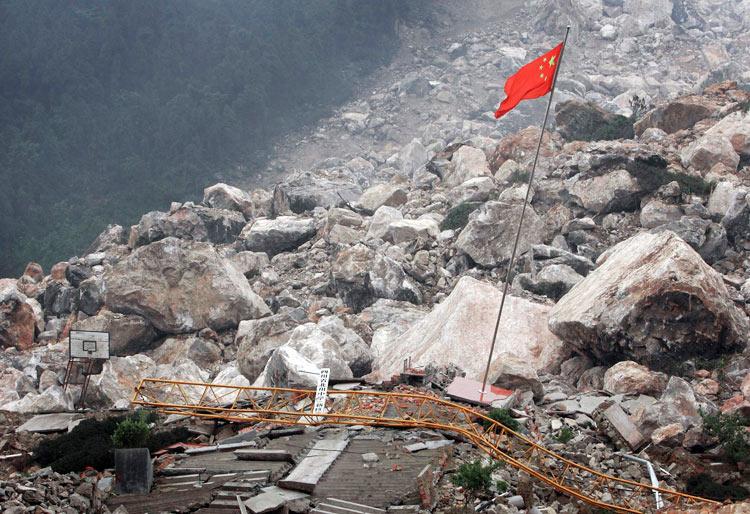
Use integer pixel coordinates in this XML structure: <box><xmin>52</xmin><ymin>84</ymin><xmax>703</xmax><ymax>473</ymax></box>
<box><xmin>549</xmin><ymin>55</ymin><xmax>556</xmax><ymax>66</ymax></box>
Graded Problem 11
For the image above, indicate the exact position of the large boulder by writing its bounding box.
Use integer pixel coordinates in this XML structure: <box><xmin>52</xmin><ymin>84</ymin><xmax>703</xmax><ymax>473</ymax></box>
<box><xmin>400</xmin><ymin>139</ymin><xmax>429</xmax><ymax>176</ymax></box>
<box><xmin>149</xmin><ymin>335</ymin><xmax>222</xmax><ymax>370</ymax></box>
<box><xmin>680</xmin><ymin>134</ymin><xmax>740</xmax><ymax>173</ymax></box>
<box><xmin>634</xmin><ymin>377</ymin><xmax>702</xmax><ymax>436</ymax></box>
<box><xmin>705</xmin><ymin>111</ymin><xmax>750</xmax><ymax>158</ymax></box>
<box><xmin>549</xmin><ymin>231</ymin><xmax>749</xmax><ymax>370</ymax></box>
<box><xmin>357</xmin><ymin>183</ymin><xmax>407</xmax><ymax>213</ymax></box>
<box><xmin>443</xmin><ymin>146</ymin><xmax>492</xmax><ymax>188</ymax></box>
<box><xmin>203</xmin><ymin>183</ymin><xmax>255</xmax><ymax>219</ymax></box>
<box><xmin>236</xmin><ymin>310</ymin><xmax>306</xmax><ymax>383</ymax></box>
<box><xmin>72</xmin><ymin>310</ymin><xmax>157</xmax><ymax>356</ymax></box>
<box><xmin>129</xmin><ymin>205</ymin><xmax>246</xmax><ymax>248</ymax></box>
<box><xmin>602</xmin><ymin>361</ymin><xmax>666</xmax><ymax>396</ymax></box>
<box><xmin>331</xmin><ymin>244</ymin><xmax>422</xmax><ymax>312</ymax></box>
<box><xmin>366</xmin><ymin>206</ymin><xmax>403</xmax><ymax>240</ymax></box>
<box><xmin>276</xmin><ymin>171</ymin><xmax>362</xmax><ymax>213</ymax></box>
<box><xmin>371</xmin><ymin>276</ymin><xmax>567</xmax><ymax>382</ymax></box>
<box><xmin>239</xmin><ymin>216</ymin><xmax>317</xmax><ymax>257</ymax></box>
<box><xmin>0</xmin><ymin>282</ymin><xmax>37</xmax><ymax>351</ymax></box>
<box><xmin>104</xmin><ymin>237</ymin><xmax>270</xmax><ymax>333</ymax></box>
<box><xmin>634</xmin><ymin>95</ymin><xmax>717</xmax><ymax>136</ymax></box>
<box><xmin>455</xmin><ymin>201</ymin><xmax>544</xmax><ymax>267</ymax></box>
<box><xmin>383</xmin><ymin>219</ymin><xmax>439</xmax><ymax>244</ymax></box>
<box><xmin>567</xmin><ymin>169</ymin><xmax>642</xmax><ymax>214</ymax></box>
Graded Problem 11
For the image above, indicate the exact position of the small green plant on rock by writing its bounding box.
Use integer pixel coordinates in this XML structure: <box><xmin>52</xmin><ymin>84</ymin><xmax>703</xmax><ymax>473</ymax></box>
<box><xmin>701</xmin><ymin>410</ymin><xmax>750</xmax><ymax>464</ymax></box>
<box><xmin>482</xmin><ymin>408</ymin><xmax>520</xmax><ymax>432</ymax></box>
<box><xmin>495</xmin><ymin>479</ymin><xmax>509</xmax><ymax>493</ymax></box>
<box><xmin>555</xmin><ymin>426</ymin><xmax>575</xmax><ymax>444</ymax></box>
<box><xmin>112</xmin><ymin>413</ymin><xmax>151</xmax><ymax>449</ymax></box>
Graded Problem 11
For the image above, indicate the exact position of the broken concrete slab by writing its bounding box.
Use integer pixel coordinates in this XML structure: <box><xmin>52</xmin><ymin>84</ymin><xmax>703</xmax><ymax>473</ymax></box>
<box><xmin>185</xmin><ymin>441</ymin><xmax>257</xmax><ymax>455</ymax></box>
<box><xmin>278</xmin><ymin>439</ymin><xmax>349</xmax><ymax>493</ymax></box>
<box><xmin>16</xmin><ymin>413</ymin><xmax>84</xmax><ymax>434</ymax></box>
<box><xmin>234</xmin><ymin>449</ymin><xmax>293</xmax><ymax>462</ymax></box>
<box><xmin>245</xmin><ymin>486</ymin><xmax>309</xmax><ymax>514</ymax></box>
<box><xmin>404</xmin><ymin>439</ymin><xmax>453</xmax><ymax>454</ymax></box>
<box><xmin>602</xmin><ymin>403</ymin><xmax>645</xmax><ymax>451</ymax></box>
<box><xmin>445</xmin><ymin>376</ymin><xmax>512</xmax><ymax>406</ymax></box>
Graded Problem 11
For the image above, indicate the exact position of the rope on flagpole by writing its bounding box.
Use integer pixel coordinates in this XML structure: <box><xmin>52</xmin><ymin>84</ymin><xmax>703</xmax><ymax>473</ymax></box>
<box><xmin>479</xmin><ymin>26</ymin><xmax>571</xmax><ymax>399</ymax></box>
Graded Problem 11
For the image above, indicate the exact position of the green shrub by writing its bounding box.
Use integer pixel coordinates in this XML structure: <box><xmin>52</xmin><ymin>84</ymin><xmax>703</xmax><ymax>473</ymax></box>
<box><xmin>451</xmin><ymin>460</ymin><xmax>495</xmax><ymax>494</ymax></box>
<box><xmin>440</xmin><ymin>201</ymin><xmax>482</xmax><ymax>231</ymax></box>
<box><xmin>686</xmin><ymin>473</ymin><xmax>750</xmax><ymax>501</ymax></box>
<box><xmin>702</xmin><ymin>411</ymin><xmax>750</xmax><ymax>463</ymax></box>
<box><xmin>555</xmin><ymin>427</ymin><xmax>575</xmax><ymax>444</ymax></box>
<box><xmin>112</xmin><ymin>414</ymin><xmax>151</xmax><ymax>449</ymax></box>
<box><xmin>482</xmin><ymin>408</ymin><xmax>520</xmax><ymax>432</ymax></box>
<box><xmin>495</xmin><ymin>479</ymin><xmax>509</xmax><ymax>493</ymax></box>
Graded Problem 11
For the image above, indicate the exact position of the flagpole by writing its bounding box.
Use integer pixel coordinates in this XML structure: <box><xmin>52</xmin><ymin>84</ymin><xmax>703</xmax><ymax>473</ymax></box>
<box><xmin>479</xmin><ymin>26</ymin><xmax>571</xmax><ymax>400</ymax></box>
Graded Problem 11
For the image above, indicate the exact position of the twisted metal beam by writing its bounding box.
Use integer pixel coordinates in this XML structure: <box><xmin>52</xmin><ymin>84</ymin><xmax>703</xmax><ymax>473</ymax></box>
<box><xmin>131</xmin><ymin>378</ymin><xmax>717</xmax><ymax>513</ymax></box>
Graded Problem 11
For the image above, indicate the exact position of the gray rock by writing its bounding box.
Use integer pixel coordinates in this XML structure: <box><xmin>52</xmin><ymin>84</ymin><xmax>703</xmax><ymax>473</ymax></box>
<box><xmin>400</xmin><ymin>139</ymin><xmax>429</xmax><ymax>176</ymax></box>
<box><xmin>77</xmin><ymin>276</ymin><xmax>103</xmax><ymax>316</ymax></box>
<box><xmin>639</xmin><ymin>199</ymin><xmax>682</xmax><ymax>229</ymax></box>
<box><xmin>366</xmin><ymin>206</ymin><xmax>403</xmax><ymax>240</ymax></box>
<box><xmin>652</xmin><ymin>216</ymin><xmax>728</xmax><ymax>264</ymax></box>
<box><xmin>357</xmin><ymin>183</ymin><xmax>408</xmax><ymax>213</ymax></box>
<box><xmin>236</xmin><ymin>310</ymin><xmax>305</xmax><ymax>383</ymax></box>
<box><xmin>240</xmin><ymin>216</ymin><xmax>317</xmax><ymax>257</ymax></box>
<box><xmin>331</xmin><ymin>244</ymin><xmax>421</xmax><ymax>312</ymax></box>
<box><xmin>383</xmin><ymin>218</ymin><xmax>439</xmax><ymax>244</ymax></box>
<box><xmin>634</xmin><ymin>377</ymin><xmax>701</xmax><ymax>436</ymax></box>
<box><xmin>230</xmin><ymin>251</ymin><xmax>270</xmax><ymax>278</ymax></box>
<box><xmin>456</xmin><ymin>201</ymin><xmax>544</xmax><ymax>267</ymax></box>
<box><xmin>129</xmin><ymin>205</ymin><xmax>247</xmax><ymax>248</ymax></box>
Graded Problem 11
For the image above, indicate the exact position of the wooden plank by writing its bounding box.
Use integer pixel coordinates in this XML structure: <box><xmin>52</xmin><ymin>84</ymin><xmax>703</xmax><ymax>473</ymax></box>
<box><xmin>278</xmin><ymin>439</ymin><xmax>349</xmax><ymax>493</ymax></box>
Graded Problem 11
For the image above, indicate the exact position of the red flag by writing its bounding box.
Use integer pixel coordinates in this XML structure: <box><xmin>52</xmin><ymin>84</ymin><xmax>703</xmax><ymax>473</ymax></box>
<box><xmin>495</xmin><ymin>43</ymin><xmax>563</xmax><ymax>119</ymax></box>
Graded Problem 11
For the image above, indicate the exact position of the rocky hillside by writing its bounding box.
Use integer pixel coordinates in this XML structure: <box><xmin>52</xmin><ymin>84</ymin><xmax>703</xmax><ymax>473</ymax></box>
<box><xmin>3</xmin><ymin>0</ymin><xmax>750</xmax><ymax>508</ymax></box>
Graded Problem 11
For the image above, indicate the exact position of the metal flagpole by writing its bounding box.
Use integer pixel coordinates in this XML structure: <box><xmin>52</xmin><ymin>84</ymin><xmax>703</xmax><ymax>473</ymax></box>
<box><xmin>480</xmin><ymin>26</ymin><xmax>571</xmax><ymax>399</ymax></box>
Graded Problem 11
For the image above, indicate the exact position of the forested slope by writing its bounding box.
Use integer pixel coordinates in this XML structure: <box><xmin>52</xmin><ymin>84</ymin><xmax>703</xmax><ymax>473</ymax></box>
<box><xmin>0</xmin><ymin>0</ymin><xmax>423</xmax><ymax>275</ymax></box>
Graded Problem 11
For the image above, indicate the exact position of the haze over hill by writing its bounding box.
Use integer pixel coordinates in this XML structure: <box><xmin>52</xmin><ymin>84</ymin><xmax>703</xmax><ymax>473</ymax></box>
<box><xmin>0</xmin><ymin>0</ymin><xmax>426</xmax><ymax>276</ymax></box>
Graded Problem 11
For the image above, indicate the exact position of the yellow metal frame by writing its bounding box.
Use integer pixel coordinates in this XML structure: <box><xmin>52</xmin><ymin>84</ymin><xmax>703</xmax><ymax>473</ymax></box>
<box><xmin>131</xmin><ymin>378</ymin><xmax>717</xmax><ymax>513</ymax></box>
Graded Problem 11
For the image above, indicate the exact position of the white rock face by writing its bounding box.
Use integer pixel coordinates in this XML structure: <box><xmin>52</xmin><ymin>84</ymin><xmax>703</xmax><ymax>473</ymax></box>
<box><xmin>400</xmin><ymin>139</ymin><xmax>429</xmax><ymax>176</ymax></box>
<box><xmin>366</xmin><ymin>206</ymin><xmax>403</xmax><ymax>240</ymax></box>
<box><xmin>384</xmin><ymin>219</ymin><xmax>440</xmax><ymax>244</ymax></box>
<box><xmin>444</xmin><ymin>146</ymin><xmax>492</xmax><ymax>188</ymax></box>
<box><xmin>203</xmin><ymin>183</ymin><xmax>255</xmax><ymax>219</ymax></box>
<box><xmin>371</xmin><ymin>276</ymin><xmax>567</xmax><ymax>382</ymax></box>
<box><xmin>2</xmin><ymin>385</ymin><xmax>74</xmax><ymax>413</ymax></box>
<box><xmin>708</xmin><ymin>181</ymin><xmax>745</xmax><ymax>217</ymax></box>
<box><xmin>357</xmin><ymin>183</ymin><xmax>407</xmax><ymax>212</ymax></box>
<box><xmin>549</xmin><ymin>231</ymin><xmax>750</xmax><ymax>369</ymax></box>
